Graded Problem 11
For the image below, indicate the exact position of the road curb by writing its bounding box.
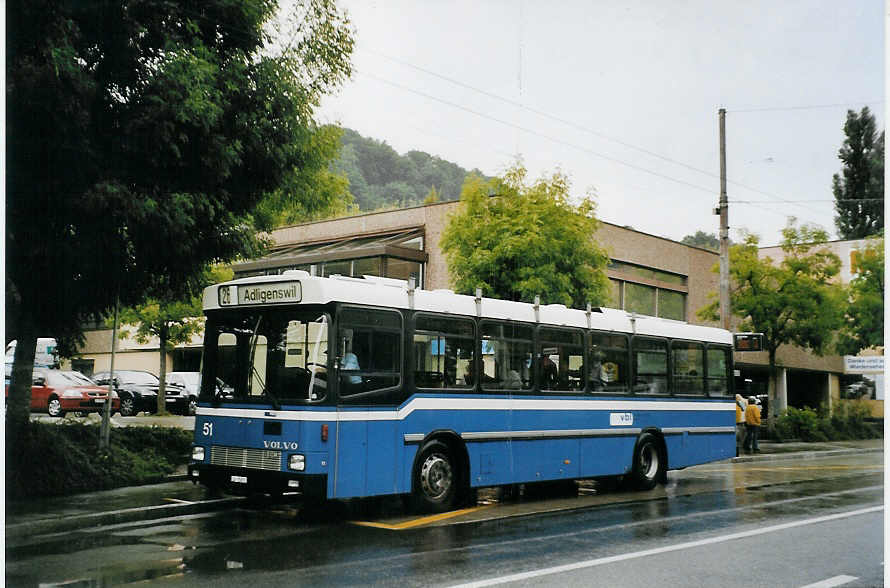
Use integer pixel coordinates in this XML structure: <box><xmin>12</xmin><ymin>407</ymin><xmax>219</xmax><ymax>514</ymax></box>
<box><xmin>6</xmin><ymin>496</ymin><xmax>245</xmax><ymax>541</ymax></box>
<box><xmin>731</xmin><ymin>446</ymin><xmax>883</xmax><ymax>463</ymax></box>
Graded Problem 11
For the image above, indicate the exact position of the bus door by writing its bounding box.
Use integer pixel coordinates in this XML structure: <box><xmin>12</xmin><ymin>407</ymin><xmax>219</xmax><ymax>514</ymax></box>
<box><xmin>334</xmin><ymin>306</ymin><xmax>402</xmax><ymax>499</ymax></box>
<box><xmin>479</xmin><ymin>321</ymin><xmax>534</xmax><ymax>486</ymax></box>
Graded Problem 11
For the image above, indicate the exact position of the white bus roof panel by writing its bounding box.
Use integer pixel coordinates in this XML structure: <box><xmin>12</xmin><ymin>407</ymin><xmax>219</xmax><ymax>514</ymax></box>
<box><xmin>203</xmin><ymin>273</ymin><xmax>732</xmax><ymax>345</ymax></box>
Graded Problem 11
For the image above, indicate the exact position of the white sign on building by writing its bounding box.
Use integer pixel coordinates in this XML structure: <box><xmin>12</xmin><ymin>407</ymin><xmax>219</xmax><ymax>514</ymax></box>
<box><xmin>844</xmin><ymin>356</ymin><xmax>885</xmax><ymax>374</ymax></box>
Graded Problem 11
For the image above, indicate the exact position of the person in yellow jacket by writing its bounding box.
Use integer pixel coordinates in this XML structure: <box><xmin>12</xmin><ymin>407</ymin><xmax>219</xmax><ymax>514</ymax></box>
<box><xmin>735</xmin><ymin>394</ymin><xmax>747</xmax><ymax>457</ymax></box>
<box><xmin>743</xmin><ymin>396</ymin><xmax>762</xmax><ymax>453</ymax></box>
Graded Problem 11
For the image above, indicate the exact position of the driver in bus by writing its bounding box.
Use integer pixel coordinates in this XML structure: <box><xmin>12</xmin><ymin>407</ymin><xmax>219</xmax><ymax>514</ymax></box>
<box><xmin>342</xmin><ymin>352</ymin><xmax>361</xmax><ymax>384</ymax></box>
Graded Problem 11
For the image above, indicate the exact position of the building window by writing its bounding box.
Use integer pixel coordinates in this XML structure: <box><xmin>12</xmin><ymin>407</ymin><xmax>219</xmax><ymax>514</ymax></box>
<box><xmin>625</xmin><ymin>283</ymin><xmax>656</xmax><ymax>316</ymax></box>
<box><xmin>607</xmin><ymin>261</ymin><xmax>687</xmax><ymax>320</ymax></box>
<box><xmin>657</xmin><ymin>290</ymin><xmax>685</xmax><ymax>321</ymax></box>
<box><xmin>234</xmin><ymin>228</ymin><xmax>427</xmax><ymax>287</ymax></box>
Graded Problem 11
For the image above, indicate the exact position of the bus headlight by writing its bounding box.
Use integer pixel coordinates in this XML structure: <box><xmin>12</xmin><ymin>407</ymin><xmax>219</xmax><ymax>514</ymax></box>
<box><xmin>192</xmin><ymin>446</ymin><xmax>206</xmax><ymax>462</ymax></box>
<box><xmin>288</xmin><ymin>454</ymin><xmax>305</xmax><ymax>471</ymax></box>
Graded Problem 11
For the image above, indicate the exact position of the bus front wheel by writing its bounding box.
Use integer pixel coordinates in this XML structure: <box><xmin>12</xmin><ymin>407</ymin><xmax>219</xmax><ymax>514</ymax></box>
<box><xmin>627</xmin><ymin>433</ymin><xmax>665</xmax><ymax>491</ymax></box>
<box><xmin>412</xmin><ymin>440</ymin><xmax>461</xmax><ymax>513</ymax></box>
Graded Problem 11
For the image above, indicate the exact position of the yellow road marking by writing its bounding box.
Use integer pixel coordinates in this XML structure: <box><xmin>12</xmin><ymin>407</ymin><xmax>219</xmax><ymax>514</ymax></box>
<box><xmin>351</xmin><ymin>505</ymin><xmax>493</xmax><ymax>530</ymax></box>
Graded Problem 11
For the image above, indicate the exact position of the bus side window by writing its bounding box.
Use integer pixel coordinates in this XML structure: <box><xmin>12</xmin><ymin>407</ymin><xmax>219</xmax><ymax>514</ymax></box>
<box><xmin>633</xmin><ymin>337</ymin><xmax>668</xmax><ymax>395</ymax></box>
<box><xmin>672</xmin><ymin>341</ymin><xmax>704</xmax><ymax>395</ymax></box>
<box><xmin>412</xmin><ymin>314</ymin><xmax>475</xmax><ymax>389</ymax></box>
<box><xmin>538</xmin><ymin>327</ymin><xmax>585</xmax><ymax>392</ymax></box>
<box><xmin>706</xmin><ymin>346</ymin><xmax>732</xmax><ymax>396</ymax></box>
<box><xmin>481</xmin><ymin>321</ymin><xmax>533</xmax><ymax>391</ymax></box>
<box><xmin>589</xmin><ymin>332</ymin><xmax>629</xmax><ymax>393</ymax></box>
<box><xmin>338</xmin><ymin>307</ymin><xmax>402</xmax><ymax>397</ymax></box>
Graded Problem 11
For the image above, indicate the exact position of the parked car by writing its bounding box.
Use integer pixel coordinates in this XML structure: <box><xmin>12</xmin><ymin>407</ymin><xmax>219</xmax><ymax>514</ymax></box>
<box><xmin>167</xmin><ymin>372</ymin><xmax>235</xmax><ymax>415</ymax></box>
<box><xmin>4</xmin><ymin>369</ymin><xmax>119</xmax><ymax>417</ymax></box>
<box><xmin>92</xmin><ymin>370</ymin><xmax>187</xmax><ymax>416</ymax></box>
<box><xmin>166</xmin><ymin>372</ymin><xmax>200</xmax><ymax>416</ymax></box>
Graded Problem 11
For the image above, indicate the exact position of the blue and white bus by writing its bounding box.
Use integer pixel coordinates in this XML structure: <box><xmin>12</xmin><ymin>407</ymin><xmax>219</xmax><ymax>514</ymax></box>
<box><xmin>189</xmin><ymin>271</ymin><xmax>737</xmax><ymax>512</ymax></box>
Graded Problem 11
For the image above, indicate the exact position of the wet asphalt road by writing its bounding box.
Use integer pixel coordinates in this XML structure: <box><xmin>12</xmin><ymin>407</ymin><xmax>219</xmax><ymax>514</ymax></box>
<box><xmin>6</xmin><ymin>451</ymin><xmax>884</xmax><ymax>587</ymax></box>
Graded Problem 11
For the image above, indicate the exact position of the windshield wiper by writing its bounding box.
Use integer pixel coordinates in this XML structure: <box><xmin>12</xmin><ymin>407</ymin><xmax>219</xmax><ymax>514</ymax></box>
<box><xmin>306</xmin><ymin>315</ymin><xmax>328</xmax><ymax>401</ymax></box>
<box><xmin>247</xmin><ymin>317</ymin><xmax>280</xmax><ymax>410</ymax></box>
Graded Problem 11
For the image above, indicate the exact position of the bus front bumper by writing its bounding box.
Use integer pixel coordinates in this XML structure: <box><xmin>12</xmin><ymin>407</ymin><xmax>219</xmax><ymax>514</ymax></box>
<box><xmin>188</xmin><ymin>463</ymin><xmax>327</xmax><ymax>499</ymax></box>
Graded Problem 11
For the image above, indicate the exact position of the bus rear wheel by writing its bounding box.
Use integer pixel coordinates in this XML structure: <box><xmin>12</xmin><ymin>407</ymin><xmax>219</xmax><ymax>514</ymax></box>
<box><xmin>412</xmin><ymin>440</ymin><xmax>461</xmax><ymax>513</ymax></box>
<box><xmin>627</xmin><ymin>433</ymin><xmax>665</xmax><ymax>491</ymax></box>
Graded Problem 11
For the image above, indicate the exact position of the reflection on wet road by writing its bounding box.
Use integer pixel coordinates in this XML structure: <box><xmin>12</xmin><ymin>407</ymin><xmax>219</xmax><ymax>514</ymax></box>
<box><xmin>6</xmin><ymin>452</ymin><xmax>883</xmax><ymax>587</ymax></box>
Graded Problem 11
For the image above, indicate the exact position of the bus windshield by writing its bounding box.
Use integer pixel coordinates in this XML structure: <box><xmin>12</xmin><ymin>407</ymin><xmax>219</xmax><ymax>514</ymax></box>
<box><xmin>200</xmin><ymin>309</ymin><xmax>329</xmax><ymax>405</ymax></box>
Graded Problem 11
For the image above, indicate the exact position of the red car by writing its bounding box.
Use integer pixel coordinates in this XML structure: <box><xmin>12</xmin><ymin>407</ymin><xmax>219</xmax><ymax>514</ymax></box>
<box><xmin>5</xmin><ymin>369</ymin><xmax>120</xmax><ymax>417</ymax></box>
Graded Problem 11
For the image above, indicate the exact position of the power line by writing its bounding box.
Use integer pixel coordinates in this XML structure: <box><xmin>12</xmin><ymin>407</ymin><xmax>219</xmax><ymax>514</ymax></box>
<box><xmin>358</xmin><ymin>70</ymin><xmax>722</xmax><ymax>197</ymax></box>
<box><xmin>365</xmin><ymin>50</ymin><xmax>834</xmax><ymax>218</ymax></box>
<box><xmin>729</xmin><ymin>101</ymin><xmax>884</xmax><ymax>114</ymax></box>
<box><xmin>733</xmin><ymin>198</ymin><xmax>884</xmax><ymax>203</ymax></box>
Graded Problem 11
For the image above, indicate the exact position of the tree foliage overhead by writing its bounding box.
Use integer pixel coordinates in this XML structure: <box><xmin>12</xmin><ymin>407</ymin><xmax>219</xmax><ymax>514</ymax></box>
<box><xmin>6</xmin><ymin>0</ymin><xmax>353</xmax><ymax>426</ymax></box>
<box><xmin>837</xmin><ymin>238</ymin><xmax>884</xmax><ymax>355</ymax></box>
<box><xmin>833</xmin><ymin>107</ymin><xmax>884</xmax><ymax>239</ymax></box>
<box><xmin>333</xmin><ymin>128</ymin><xmax>489</xmax><ymax>211</ymax></box>
<box><xmin>440</xmin><ymin>164</ymin><xmax>611</xmax><ymax>308</ymax></box>
<box><xmin>698</xmin><ymin>222</ymin><xmax>846</xmax><ymax>414</ymax></box>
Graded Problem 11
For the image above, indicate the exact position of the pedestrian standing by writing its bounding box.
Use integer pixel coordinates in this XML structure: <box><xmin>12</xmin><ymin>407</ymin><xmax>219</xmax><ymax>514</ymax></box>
<box><xmin>735</xmin><ymin>394</ymin><xmax>747</xmax><ymax>457</ymax></box>
<box><xmin>744</xmin><ymin>396</ymin><xmax>761</xmax><ymax>453</ymax></box>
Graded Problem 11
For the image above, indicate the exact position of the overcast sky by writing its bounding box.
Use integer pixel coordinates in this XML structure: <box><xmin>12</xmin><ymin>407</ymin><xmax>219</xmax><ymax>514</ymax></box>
<box><xmin>316</xmin><ymin>0</ymin><xmax>885</xmax><ymax>247</ymax></box>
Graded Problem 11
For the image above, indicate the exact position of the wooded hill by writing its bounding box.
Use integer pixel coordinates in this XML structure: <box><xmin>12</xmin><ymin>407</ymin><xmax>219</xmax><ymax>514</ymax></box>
<box><xmin>333</xmin><ymin>127</ymin><xmax>490</xmax><ymax>211</ymax></box>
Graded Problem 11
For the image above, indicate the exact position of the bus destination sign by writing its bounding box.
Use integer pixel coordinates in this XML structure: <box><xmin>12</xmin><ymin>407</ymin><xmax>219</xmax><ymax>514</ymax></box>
<box><xmin>219</xmin><ymin>282</ymin><xmax>302</xmax><ymax>306</ymax></box>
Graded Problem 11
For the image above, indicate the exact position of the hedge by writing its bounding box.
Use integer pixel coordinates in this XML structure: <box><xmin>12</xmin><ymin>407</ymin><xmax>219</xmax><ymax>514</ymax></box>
<box><xmin>6</xmin><ymin>421</ymin><xmax>192</xmax><ymax>499</ymax></box>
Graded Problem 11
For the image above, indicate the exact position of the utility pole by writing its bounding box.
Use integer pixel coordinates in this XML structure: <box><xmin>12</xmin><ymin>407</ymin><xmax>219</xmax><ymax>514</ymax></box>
<box><xmin>718</xmin><ymin>108</ymin><xmax>730</xmax><ymax>330</ymax></box>
<box><xmin>100</xmin><ymin>299</ymin><xmax>119</xmax><ymax>450</ymax></box>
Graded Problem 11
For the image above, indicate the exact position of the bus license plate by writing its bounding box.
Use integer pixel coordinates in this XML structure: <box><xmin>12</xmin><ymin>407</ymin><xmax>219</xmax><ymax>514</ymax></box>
<box><xmin>231</xmin><ymin>475</ymin><xmax>248</xmax><ymax>484</ymax></box>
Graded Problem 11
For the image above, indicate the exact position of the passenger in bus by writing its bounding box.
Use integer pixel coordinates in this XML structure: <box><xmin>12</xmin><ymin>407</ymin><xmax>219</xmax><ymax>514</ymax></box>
<box><xmin>540</xmin><ymin>356</ymin><xmax>558</xmax><ymax>388</ymax></box>
<box><xmin>504</xmin><ymin>369</ymin><xmax>522</xmax><ymax>389</ymax></box>
<box><xmin>342</xmin><ymin>352</ymin><xmax>362</xmax><ymax>384</ymax></box>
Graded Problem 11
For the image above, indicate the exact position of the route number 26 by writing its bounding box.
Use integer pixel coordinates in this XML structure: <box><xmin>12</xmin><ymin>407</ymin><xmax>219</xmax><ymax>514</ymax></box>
<box><xmin>202</xmin><ymin>422</ymin><xmax>213</xmax><ymax>437</ymax></box>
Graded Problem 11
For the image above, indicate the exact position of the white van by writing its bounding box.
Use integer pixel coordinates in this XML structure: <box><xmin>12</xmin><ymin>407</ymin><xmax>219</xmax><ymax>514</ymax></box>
<box><xmin>5</xmin><ymin>338</ymin><xmax>59</xmax><ymax>370</ymax></box>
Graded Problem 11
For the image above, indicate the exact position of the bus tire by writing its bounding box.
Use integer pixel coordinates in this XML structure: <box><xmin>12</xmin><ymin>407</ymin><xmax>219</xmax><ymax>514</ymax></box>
<box><xmin>412</xmin><ymin>440</ymin><xmax>461</xmax><ymax>513</ymax></box>
<box><xmin>628</xmin><ymin>433</ymin><xmax>665</xmax><ymax>491</ymax></box>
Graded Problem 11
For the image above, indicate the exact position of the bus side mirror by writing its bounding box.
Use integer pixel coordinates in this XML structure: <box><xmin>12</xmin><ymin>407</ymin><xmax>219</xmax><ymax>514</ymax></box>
<box><xmin>734</xmin><ymin>333</ymin><xmax>764</xmax><ymax>352</ymax></box>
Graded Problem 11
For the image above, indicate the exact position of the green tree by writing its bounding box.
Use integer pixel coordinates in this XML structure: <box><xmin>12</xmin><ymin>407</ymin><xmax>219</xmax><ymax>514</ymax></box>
<box><xmin>698</xmin><ymin>222</ymin><xmax>846</xmax><ymax>416</ymax></box>
<box><xmin>440</xmin><ymin>164</ymin><xmax>611</xmax><ymax>307</ymax></box>
<box><xmin>837</xmin><ymin>238</ymin><xmax>884</xmax><ymax>355</ymax></box>
<box><xmin>6</xmin><ymin>0</ymin><xmax>353</xmax><ymax>428</ymax></box>
<box><xmin>681</xmin><ymin>231</ymin><xmax>720</xmax><ymax>251</ymax></box>
<box><xmin>833</xmin><ymin>107</ymin><xmax>884</xmax><ymax>239</ymax></box>
<box><xmin>116</xmin><ymin>267</ymin><xmax>233</xmax><ymax>414</ymax></box>
<box><xmin>253</xmin><ymin>125</ymin><xmax>357</xmax><ymax>227</ymax></box>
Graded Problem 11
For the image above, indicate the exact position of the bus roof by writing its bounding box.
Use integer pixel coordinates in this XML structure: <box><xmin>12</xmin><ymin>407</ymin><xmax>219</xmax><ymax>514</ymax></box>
<box><xmin>204</xmin><ymin>271</ymin><xmax>732</xmax><ymax>345</ymax></box>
